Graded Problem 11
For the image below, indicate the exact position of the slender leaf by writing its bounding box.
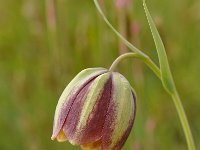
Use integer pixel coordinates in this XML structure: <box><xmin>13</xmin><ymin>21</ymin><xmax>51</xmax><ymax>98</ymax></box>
<box><xmin>143</xmin><ymin>0</ymin><xmax>175</xmax><ymax>94</ymax></box>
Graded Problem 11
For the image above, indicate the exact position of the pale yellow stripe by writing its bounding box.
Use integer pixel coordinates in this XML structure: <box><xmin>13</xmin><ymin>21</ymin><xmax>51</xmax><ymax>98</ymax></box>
<box><xmin>108</xmin><ymin>72</ymin><xmax>135</xmax><ymax>149</ymax></box>
<box><xmin>54</xmin><ymin>68</ymin><xmax>106</xmax><ymax>132</ymax></box>
<box><xmin>76</xmin><ymin>72</ymin><xmax>111</xmax><ymax>131</ymax></box>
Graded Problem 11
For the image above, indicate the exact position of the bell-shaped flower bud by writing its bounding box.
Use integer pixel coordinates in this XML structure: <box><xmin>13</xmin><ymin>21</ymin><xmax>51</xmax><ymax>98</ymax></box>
<box><xmin>51</xmin><ymin>68</ymin><xmax>136</xmax><ymax>150</ymax></box>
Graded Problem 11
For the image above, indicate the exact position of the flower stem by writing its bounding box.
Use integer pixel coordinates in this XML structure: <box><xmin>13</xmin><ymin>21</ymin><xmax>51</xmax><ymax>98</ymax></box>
<box><xmin>171</xmin><ymin>91</ymin><xmax>196</xmax><ymax>150</ymax></box>
<box><xmin>109</xmin><ymin>53</ymin><xmax>161</xmax><ymax>79</ymax></box>
<box><xmin>93</xmin><ymin>0</ymin><xmax>160</xmax><ymax>78</ymax></box>
<box><xmin>109</xmin><ymin>53</ymin><xmax>140</xmax><ymax>72</ymax></box>
<box><xmin>93</xmin><ymin>0</ymin><xmax>147</xmax><ymax>57</ymax></box>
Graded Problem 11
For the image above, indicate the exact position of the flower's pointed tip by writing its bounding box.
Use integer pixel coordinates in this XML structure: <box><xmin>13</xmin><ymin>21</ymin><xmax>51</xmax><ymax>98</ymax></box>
<box><xmin>51</xmin><ymin>135</ymin><xmax>68</xmax><ymax>142</ymax></box>
<box><xmin>51</xmin><ymin>135</ymin><xmax>55</xmax><ymax>141</ymax></box>
<box><xmin>53</xmin><ymin>130</ymin><xmax>68</xmax><ymax>142</ymax></box>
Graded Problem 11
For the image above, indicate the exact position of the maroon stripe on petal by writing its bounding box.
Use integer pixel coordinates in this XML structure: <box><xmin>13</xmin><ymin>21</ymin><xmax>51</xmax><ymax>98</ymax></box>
<box><xmin>101</xmin><ymin>100</ymin><xmax>116</xmax><ymax>149</ymax></box>
<box><xmin>78</xmin><ymin>75</ymin><xmax>112</xmax><ymax>144</ymax></box>
<box><xmin>62</xmin><ymin>79</ymin><xmax>94</xmax><ymax>144</ymax></box>
<box><xmin>52</xmin><ymin>75</ymin><xmax>100</xmax><ymax>139</ymax></box>
<box><xmin>102</xmin><ymin>91</ymin><xmax>136</xmax><ymax>150</ymax></box>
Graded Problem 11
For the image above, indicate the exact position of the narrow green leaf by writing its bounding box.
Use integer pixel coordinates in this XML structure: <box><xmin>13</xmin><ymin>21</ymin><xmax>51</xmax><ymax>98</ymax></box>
<box><xmin>143</xmin><ymin>0</ymin><xmax>175</xmax><ymax>94</ymax></box>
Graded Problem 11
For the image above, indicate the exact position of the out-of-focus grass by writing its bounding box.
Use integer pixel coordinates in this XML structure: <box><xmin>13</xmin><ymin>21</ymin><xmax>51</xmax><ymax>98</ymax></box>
<box><xmin>0</xmin><ymin>0</ymin><xmax>199</xmax><ymax>149</ymax></box>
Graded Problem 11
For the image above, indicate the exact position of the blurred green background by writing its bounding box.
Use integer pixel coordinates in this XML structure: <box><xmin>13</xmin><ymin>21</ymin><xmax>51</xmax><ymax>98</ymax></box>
<box><xmin>0</xmin><ymin>0</ymin><xmax>199</xmax><ymax>149</ymax></box>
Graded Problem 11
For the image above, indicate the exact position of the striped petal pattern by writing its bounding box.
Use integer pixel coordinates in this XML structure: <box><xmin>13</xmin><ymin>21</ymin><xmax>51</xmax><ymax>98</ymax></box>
<box><xmin>51</xmin><ymin>68</ymin><xmax>107</xmax><ymax>141</ymax></box>
<box><xmin>101</xmin><ymin>72</ymin><xmax>136</xmax><ymax>149</ymax></box>
<box><xmin>63</xmin><ymin>72</ymin><xmax>112</xmax><ymax>145</ymax></box>
<box><xmin>51</xmin><ymin>68</ymin><xmax>136</xmax><ymax>150</ymax></box>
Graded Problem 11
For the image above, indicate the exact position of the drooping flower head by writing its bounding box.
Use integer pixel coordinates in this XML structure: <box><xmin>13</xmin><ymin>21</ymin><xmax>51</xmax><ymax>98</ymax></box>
<box><xmin>51</xmin><ymin>68</ymin><xmax>136</xmax><ymax>150</ymax></box>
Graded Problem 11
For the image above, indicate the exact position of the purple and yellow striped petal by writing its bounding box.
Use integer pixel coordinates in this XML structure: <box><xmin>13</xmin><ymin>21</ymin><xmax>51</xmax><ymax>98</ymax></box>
<box><xmin>52</xmin><ymin>68</ymin><xmax>137</xmax><ymax>150</ymax></box>
<box><xmin>63</xmin><ymin>72</ymin><xmax>112</xmax><ymax>145</ymax></box>
<box><xmin>51</xmin><ymin>68</ymin><xmax>107</xmax><ymax>141</ymax></box>
<box><xmin>102</xmin><ymin>72</ymin><xmax>136</xmax><ymax>150</ymax></box>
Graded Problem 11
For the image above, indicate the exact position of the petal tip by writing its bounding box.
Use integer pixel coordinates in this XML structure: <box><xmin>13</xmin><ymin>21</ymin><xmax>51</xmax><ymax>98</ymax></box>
<box><xmin>51</xmin><ymin>136</ymin><xmax>55</xmax><ymax>140</ymax></box>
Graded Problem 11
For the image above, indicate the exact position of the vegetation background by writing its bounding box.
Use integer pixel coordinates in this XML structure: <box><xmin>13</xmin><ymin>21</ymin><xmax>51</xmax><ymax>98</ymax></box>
<box><xmin>0</xmin><ymin>0</ymin><xmax>199</xmax><ymax>149</ymax></box>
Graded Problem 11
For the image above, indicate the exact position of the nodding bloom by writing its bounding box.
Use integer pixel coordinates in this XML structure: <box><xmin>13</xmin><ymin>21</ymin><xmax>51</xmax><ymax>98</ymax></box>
<box><xmin>51</xmin><ymin>68</ymin><xmax>136</xmax><ymax>150</ymax></box>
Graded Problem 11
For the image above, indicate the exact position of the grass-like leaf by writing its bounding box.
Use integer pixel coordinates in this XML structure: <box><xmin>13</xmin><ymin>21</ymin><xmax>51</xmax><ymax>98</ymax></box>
<box><xmin>143</xmin><ymin>0</ymin><xmax>175</xmax><ymax>94</ymax></box>
<box><xmin>143</xmin><ymin>1</ymin><xmax>196</xmax><ymax>149</ymax></box>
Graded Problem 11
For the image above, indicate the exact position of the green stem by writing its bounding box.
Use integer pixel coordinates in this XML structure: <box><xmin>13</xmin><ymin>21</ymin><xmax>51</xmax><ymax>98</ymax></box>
<box><xmin>171</xmin><ymin>91</ymin><xmax>196</xmax><ymax>150</ymax></box>
<box><xmin>93</xmin><ymin>0</ymin><xmax>147</xmax><ymax>57</ymax></box>
<box><xmin>93</xmin><ymin>0</ymin><xmax>160</xmax><ymax>79</ymax></box>
<box><xmin>109</xmin><ymin>53</ymin><xmax>161</xmax><ymax>79</ymax></box>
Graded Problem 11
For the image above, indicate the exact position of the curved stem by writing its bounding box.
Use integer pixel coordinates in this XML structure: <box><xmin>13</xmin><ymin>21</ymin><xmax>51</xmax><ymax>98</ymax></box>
<box><xmin>143</xmin><ymin>57</ymin><xmax>161</xmax><ymax>79</ymax></box>
<box><xmin>93</xmin><ymin>0</ymin><xmax>161</xmax><ymax>79</ymax></box>
<box><xmin>109</xmin><ymin>53</ymin><xmax>161</xmax><ymax>79</ymax></box>
<box><xmin>109</xmin><ymin>53</ymin><xmax>141</xmax><ymax>72</ymax></box>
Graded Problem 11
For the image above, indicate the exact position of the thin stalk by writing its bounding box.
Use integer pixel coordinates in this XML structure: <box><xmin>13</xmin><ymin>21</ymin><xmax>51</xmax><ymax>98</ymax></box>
<box><xmin>93</xmin><ymin>0</ymin><xmax>147</xmax><ymax>57</ymax></box>
<box><xmin>93</xmin><ymin>0</ymin><xmax>160</xmax><ymax>79</ymax></box>
<box><xmin>109</xmin><ymin>53</ymin><xmax>141</xmax><ymax>72</ymax></box>
<box><xmin>109</xmin><ymin>53</ymin><xmax>161</xmax><ymax>79</ymax></box>
<box><xmin>171</xmin><ymin>91</ymin><xmax>196</xmax><ymax>150</ymax></box>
